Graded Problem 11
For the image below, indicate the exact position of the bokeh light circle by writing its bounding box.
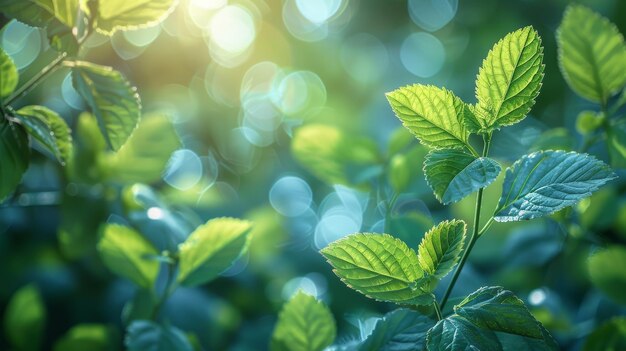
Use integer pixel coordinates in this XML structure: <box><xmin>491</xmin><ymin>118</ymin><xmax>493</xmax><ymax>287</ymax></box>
<box><xmin>408</xmin><ymin>0</ymin><xmax>458</xmax><ymax>32</ymax></box>
<box><xmin>269</xmin><ymin>176</ymin><xmax>313</xmax><ymax>217</ymax></box>
<box><xmin>400</xmin><ymin>32</ymin><xmax>445</xmax><ymax>77</ymax></box>
<box><xmin>163</xmin><ymin>149</ymin><xmax>203</xmax><ymax>190</ymax></box>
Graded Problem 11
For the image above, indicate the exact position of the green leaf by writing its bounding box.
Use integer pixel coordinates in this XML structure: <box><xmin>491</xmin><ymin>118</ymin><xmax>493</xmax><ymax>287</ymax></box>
<box><xmin>291</xmin><ymin>124</ymin><xmax>381</xmax><ymax>187</ymax></box>
<box><xmin>66</xmin><ymin>113</ymin><xmax>107</xmax><ymax>183</ymax></box>
<box><xmin>47</xmin><ymin>17</ymin><xmax>80</xmax><ymax>55</ymax></box>
<box><xmin>417</xmin><ymin>220</ymin><xmax>466</xmax><ymax>280</ymax></box>
<box><xmin>389</xmin><ymin>154</ymin><xmax>411</xmax><ymax>194</ymax></box>
<box><xmin>0</xmin><ymin>47</ymin><xmax>18</xmax><ymax>100</ymax></box>
<box><xmin>576</xmin><ymin>111</ymin><xmax>604</xmax><ymax>134</ymax></box>
<box><xmin>271</xmin><ymin>291</ymin><xmax>336</xmax><ymax>351</ymax></box>
<box><xmin>320</xmin><ymin>233</ymin><xmax>432</xmax><ymax>305</ymax></box>
<box><xmin>588</xmin><ymin>246</ymin><xmax>626</xmax><ymax>305</ymax></box>
<box><xmin>4</xmin><ymin>284</ymin><xmax>46</xmax><ymax>351</ymax></box>
<box><xmin>423</xmin><ymin>149</ymin><xmax>501</xmax><ymax>205</ymax></box>
<box><xmin>359</xmin><ymin>308</ymin><xmax>435</xmax><ymax>351</ymax></box>
<box><xmin>0</xmin><ymin>0</ymin><xmax>80</xmax><ymax>27</ymax></box>
<box><xmin>583</xmin><ymin>317</ymin><xmax>626</xmax><ymax>351</ymax></box>
<box><xmin>557</xmin><ymin>5</ymin><xmax>626</xmax><ymax>103</ymax></box>
<box><xmin>82</xmin><ymin>0</ymin><xmax>177</xmax><ymax>35</ymax></box>
<box><xmin>104</xmin><ymin>113</ymin><xmax>180</xmax><ymax>184</ymax></box>
<box><xmin>427</xmin><ymin>315</ymin><xmax>502</xmax><ymax>351</ymax></box>
<box><xmin>386</xmin><ymin>85</ymin><xmax>471</xmax><ymax>150</ymax></box>
<box><xmin>494</xmin><ymin>150</ymin><xmax>616</xmax><ymax>222</ymax></box>
<box><xmin>15</xmin><ymin>105</ymin><xmax>73</xmax><ymax>164</ymax></box>
<box><xmin>473</xmin><ymin>26</ymin><xmax>544</xmax><ymax>131</ymax></box>
<box><xmin>608</xmin><ymin>123</ymin><xmax>626</xmax><ymax>169</ymax></box>
<box><xmin>125</xmin><ymin>320</ymin><xmax>193</xmax><ymax>351</ymax></box>
<box><xmin>0</xmin><ymin>117</ymin><xmax>30</xmax><ymax>202</ymax></box>
<box><xmin>97</xmin><ymin>224</ymin><xmax>159</xmax><ymax>289</ymax></box>
<box><xmin>177</xmin><ymin>217</ymin><xmax>253</xmax><ymax>287</ymax></box>
<box><xmin>72</xmin><ymin>61</ymin><xmax>141</xmax><ymax>151</ymax></box>
<box><xmin>529</xmin><ymin>128</ymin><xmax>574</xmax><ymax>152</ymax></box>
<box><xmin>54</xmin><ymin>324</ymin><xmax>119</xmax><ymax>351</ymax></box>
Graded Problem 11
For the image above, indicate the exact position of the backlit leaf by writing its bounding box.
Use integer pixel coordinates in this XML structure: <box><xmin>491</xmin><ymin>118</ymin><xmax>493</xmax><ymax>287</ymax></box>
<box><xmin>0</xmin><ymin>47</ymin><xmax>18</xmax><ymax>99</ymax></box>
<box><xmin>4</xmin><ymin>284</ymin><xmax>46</xmax><ymax>351</ymax></box>
<box><xmin>15</xmin><ymin>105</ymin><xmax>73</xmax><ymax>164</ymax></box>
<box><xmin>417</xmin><ymin>220</ymin><xmax>466</xmax><ymax>280</ymax></box>
<box><xmin>359</xmin><ymin>308</ymin><xmax>434</xmax><ymax>351</ymax></box>
<box><xmin>0</xmin><ymin>117</ymin><xmax>30</xmax><ymax>202</ymax></box>
<box><xmin>82</xmin><ymin>0</ymin><xmax>177</xmax><ymax>35</ymax></box>
<box><xmin>125</xmin><ymin>320</ymin><xmax>192</xmax><ymax>351</ymax></box>
<box><xmin>588</xmin><ymin>246</ymin><xmax>626</xmax><ymax>305</ymax></box>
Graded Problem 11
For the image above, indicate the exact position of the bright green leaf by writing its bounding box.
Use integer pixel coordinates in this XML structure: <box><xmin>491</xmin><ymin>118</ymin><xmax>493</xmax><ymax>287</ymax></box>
<box><xmin>320</xmin><ymin>233</ymin><xmax>432</xmax><ymax>305</ymax></box>
<box><xmin>588</xmin><ymin>246</ymin><xmax>626</xmax><ymax>305</ymax></box>
<box><xmin>494</xmin><ymin>151</ymin><xmax>616</xmax><ymax>222</ymax></box>
<box><xmin>386</xmin><ymin>85</ymin><xmax>471</xmax><ymax>150</ymax></box>
<box><xmin>4</xmin><ymin>284</ymin><xmax>46</xmax><ymax>351</ymax></box>
<box><xmin>423</xmin><ymin>149</ymin><xmax>501</xmax><ymax>204</ymax></box>
<box><xmin>15</xmin><ymin>105</ymin><xmax>73</xmax><ymax>164</ymax></box>
<box><xmin>427</xmin><ymin>315</ymin><xmax>502</xmax><ymax>351</ymax></box>
<box><xmin>82</xmin><ymin>0</ymin><xmax>177</xmax><ymax>35</ymax></box>
<box><xmin>72</xmin><ymin>61</ymin><xmax>141</xmax><ymax>151</ymax></box>
<box><xmin>473</xmin><ymin>26</ymin><xmax>544</xmax><ymax>131</ymax></box>
<box><xmin>576</xmin><ymin>111</ymin><xmax>604</xmax><ymax>134</ymax></box>
<box><xmin>125</xmin><ymin>320</ymin><xmax>192</xmax><ymax>351</ymax></box>
<box><xmin>359</xmin><ymin>308</ymin><xmax>434</xmax><ymax>351</ymax></box>
<box><xmin>54</xmin><ymin>324</ymin><xmax>119</xmax><ymax>351</ymax></box>
<box><xmin>583</xmin><ymin>317</ymin><xmax>626</xmax><ymax>351</ymax></box>
<box><xmin>0</xmin><ymin>47</ymin><xmax>18</xmax><ymax>99</ymax></box>
<box><xmin>389</xmin><ymin>154</ymin><xmax>411</xmax><ymax>194</ymax></box>
<box><xmin>104</xmin><ymin>113</ymin><xmax>180</xmax><ymax>184</ymax></box>
<box><xmin>177</xmin><ymin>217</ymin><xmax>253</xmax><ymax>287</ymax></box>
<box><xmin>271</xmin><ymin>291</ymin><xmax>336</xmax><ymax>351</ymax></box>
<box><xmin>417</xmin><ymin>220</ymin><xmax>466</xmax><ymax>280</ymax></box>
<box><xmin>97</xmin><ymin>224</ymin><xmax>159</xmax><ymax>289</ymax></box>
<box><xmin>0</xmin><ymin>117</ymin><xmax>30</xmax><ymax>202</ymax></box>
<box><xmin>557</xmin><ymin>5</ymin><xmax>626</xmax><ymax>103</ymax></box>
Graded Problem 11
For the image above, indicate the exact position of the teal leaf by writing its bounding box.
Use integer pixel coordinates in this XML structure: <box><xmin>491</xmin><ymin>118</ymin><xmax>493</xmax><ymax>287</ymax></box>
<box><xmin>423</xmin><ymin>149</ymin><xmax>501</xmax><ymax>204</ymax></box>
<box><xmin>386</xmin><ymin>85</ymin><xmax>471</xmax><ymax>150</ymax></box>
<box><xmin>494</xmin><ymin>151</ymin><xmax>616</xmax><ymax>222</ymax></box>
<box><xmin>320</xmin><ymin>233</ymin><xmax>432</xmax><ymax>305</ymax></box>
<box><xmin>0</xmin><ymin>47</ymin><xmax>19</xmax><ymax>99</ymax></box>
<box><xmin>0</xmin><ymin>117</ymin><xmax>30</xmax><ymax>202</ymax></box>
<box><xmin>125</xmin><ymin>320</ymin><xmax>193</xmax><ymax>351</ymax></box>
<box><xmin>427</xmin><ymin>315</ymin><xmax>502</xmax><ymax>351</ymax></box>
<box><xmin>588</xmin><ymin>246</ymin><xmax>626</xmax><ymax>305</ymax></box>
<box><xmin>359</xmin><ymin>309</ymin><xmax>435</xmax><ymax>351</ymax></box>
<box><xmin>3</xmin><ymin>284</ymin><xmax>46</xmax><ymax>351</ymax></box>
<box><xmin>82</xmin><ymin>0</ymin><xmax>177</xmax><ymax>35</ymax></box>
<box><xmin>72</xmin><ymin>61</ymin><xmax>141</xmax><ymax>151</ymax></box>
<box><xmin>177</xmin><ymin>217</ymin><xmax>253</xmax><ymax>287</ymax></box>
<box><xmin>271</xmin><ymin>291</ymin><xmax>336</xmax><ymax>351</ymax></box>
<box><xmin>474</xmin><ymin>26</ymin><xmax>544</xmax><ymax>131</ymax></box>
<box><xmin>15</xmin><ymin>105</ymin><xmax>73</xmax><ymax>164</ymax></box>
<box><xmin>417</xmin><ymin>220</ymin><xmax>466</xmax><ymax>280</ymax></box>
<box><xmin>557</xmin><ymin>5</ymin><xmax>626</xmax><ymax>103</ymax></box>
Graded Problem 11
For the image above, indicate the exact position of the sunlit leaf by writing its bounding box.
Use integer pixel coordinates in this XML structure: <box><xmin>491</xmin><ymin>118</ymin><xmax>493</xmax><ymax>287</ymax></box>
<box><xmin>4</xmin><ymin>285</ymin><xmax>46</xmax><ymax>351</ymax></box>
<box><xmin>386</xmin><ymin>85</ymin><xmax>471</xmax><ymax>150</ymax></box>
<box><xmin>0</xmin><ymin>47</ymin><xmax>18</xmax><ymax>99</ymax></box>
<box><xmin>320</xmin><ymin>233</ymin><xmax>432</xmax><ymax>305</ymax></box>
<box><xmin>125</xmin><ymin>320</ymin><xmax>193</xmax><ymax>351</ymax></box>
<box><xmin>177</xmin><ymin>217</ymin><xmax>253</xmax><ymax>287</ymax></box>
<box><xmin>417</xmin><ymin>220</ymin><xmax>466</xmax><ymax>280</ymax></box>
<box><xmin>557</xmin><ymin>5</ymin><xmax>626</xmax><ymax>103</ymax></box>
<box><xmin>0</xmin><ymin>118</ymin><xmax>30</xmax><ymax>202</ymax></box>
<box><xmin>494</xmin><ymin>151</ymin><xmax>616</xmax><ymax>222</ymax></box>
<box><xmin>427</xmin><ymin>315</ymin><xmax>502</xmax><ymax>351</ymax></box>
<box><xmin>72</xmin><ymin>61</ymin><xmax>141</xmax><ymax>151</ymax></box>
<box><xmin>104</xmin><ymin>114</ymin><xmax>180</xmax><ymax>184</ymax></box>
<box><xmin>473</xmin><ymin>26</ymin><xmax>544</xmax><ymax>131</ymax></box>
<box><xmin>588</xmin><ymin>246</ymin><xmax>626</xmax><ymax>305</ymax></box>
<box><xmin>82</xmin><ymin>0</ymin><xmax>177</xmax><ymax>35</ymax></box>
<box><xmin>97</xmin><ymin>224</ymin><xmax>159</xmax><ymax>289</ymax></box>
<box><xmin>271</xmin><ymin>291</ymin><xmax>336</xmax><ymax>351</ymax></box>
<box><xmin>583</xmin><ymin>317</ymin><xmax>626</xmax><ymax>351</ymax></box>
<box><xmin>15</xmin><ymin>105</ymin><xmax>73</xmax><ymax>164</ymax></box>
<box><xmin>359</xmin><ymin>308</ymin><xmax>434</xmax><ymax>351</ymax></box>
<box><xmin>53</xmin><ymin>324</ymin><xmax>119</xmax><ymax>351</ymax></box>
<box><xmin>423</xmin><ymin>149</ymin><xmax>501</xmax><ymax>204</ymax></box>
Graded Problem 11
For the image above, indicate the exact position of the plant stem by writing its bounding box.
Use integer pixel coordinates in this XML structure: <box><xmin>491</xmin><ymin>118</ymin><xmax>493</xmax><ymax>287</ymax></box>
<box><xmin>432</xmin><ymin>300</ymin><xmax>443</xmax><ymax>321</ymax></box>
<box><xmin>439</xmin><ymin>133</ymin><xmax>492</xmax><ymax>310</ymax></box>
<box><xmin>150</xmin><ymin>262</ymin><xmax>177</xmax><ymax>321</ymax></box>
<box><xmin>4</xmin><ymin>52</ymin><xmax>68</xmax><ymax>107</ymax></box>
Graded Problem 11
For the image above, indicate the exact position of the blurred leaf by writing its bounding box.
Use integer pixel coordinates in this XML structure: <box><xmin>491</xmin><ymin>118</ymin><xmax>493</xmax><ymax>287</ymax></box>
<box><xmin>576</xmin><ymin>111</ymin><xmax>604</xmax><ymax>134</ymax></box>
<box><xmin>104</xmin><ymin>114</ymin><xmax>180</xmax><ymax>183</ymax></box>
<box><xmin>54</xmin><ymin>324</ymin><xmax>119</xmax><ymax>351</ymax></box>
<box><xmin>417</xmin><ymin>220</ymin><xmax>466</xmax><ymax>280</ymax></box>
<box><xmin>4</xmin><ymin>284</ymin><xmax>46</xmax><ymax>351</ymax></box>
<box><xmin>386</xmin><ymin>85</ymin><xmax>471</xmax><ymax>150</ymax></box>
<box><xmin>72</xmin><ymin>61</ymin><xmax>140</xmax><ymax>151</ymax></box>
<box><xmin>588</xmin><ymin>246</ymin><xmax>626</xmax><ymax>305</ymax></box>
<box><xmin>125</xmin><ymin>320</ymin><xmax>193</xmax><ymax>351</ymax></box>
<box><xmin>608</xmin><ymin>123</ymin><xmax>626</xmax><ymax>169</ymax></box>
<box><xmin>58</xmin><ymin>191</ymin><xmax>108</xmax><ymax>259</ymax></box>
<box><xmin>358</xmin><ymin>308</ymin><xmax>434</xmax><ymax>351</ymax></box>
<box><xmin>67</xmin><ymin>112</ymin><xmax>107</xmax><ymax>183</ymax></box>
<box><xmin>529</xmin><ymin>128</ymin><xmax>574</xmax><ymax>152</ymax></box>
<box><xmin>494</xmin><ymin>151</ymin><xmax>616</xmax><ymax>222</ymax></box>
<box><xmin>177</xmin><ymin>217</ymin><xmax>253</xmax><ymax>287</ymax></box>
<box><xmin>271</xmin><ymin>291</ymin><xmax>336</xmax><ymax>351</ymax></box>
<box><xmin>47</xmin><ymin>18</ymin><xmax>79</xmax><ymax>55</ymax></box>
<box><xmin>557</xmin><ymin>5</ymin><xmax>626</xmax><ymax>103</ymax></box>
<box><xmin>578</xmin><ymin>187</ymin><xmax>619</xmax><ymax>231</ymax></box>
<box><xmin>387</xmin><ymin>127</ymin><xmax>414</xmax><ymax>156</ymax></box>
<box><xmin>424</xmin><ymin>149</ymin><xmax>500</xmax><ymax>205</ymax></box>
<box><xmin>98</xmin><ymin>224</ymin><xmax>160</xmax><ymax>289</ymax></box>
<box><xmin>0</xmin><ymin>47</ymin><xmax>18</xmax><ymax>99</ymax></box>
<box><xmin>473</xmin><ymin>26</ymin><xmax>544</xmax><ymax>132</ymax></box>
<box><xmin>15</xmin><ymin>105</ymin><xmax>73</xmax><ymax>164</ymax></box>
<box><xmin>245</xmin><ymin>206</ymin><xmax>286</xmax><ymax>265</ymax></box>
<box><xmin>427</xmin><ymin>315</ymin><xmax>501</xmax><ymax>351</ymax></box>
<box><xmin>122</xmin><ymin>288</ymin><xmax>156</xmax><ymax>326</ymax></box>
<box><xmin>0</xmin><ymin>118</ymin><xmax>30</xmax><ymax>202</ymax></box>
<box><xmin>291</xmin><ymin>124</ymin><xmax>380</xmax><ymax>188</ymax></box>
<box><xmin>82</xmin><ymin>0</ymin><xmax>177</xmax><ymax>35</ymax></box>
<box><xmin>320</xmin><ymin>233</ymin><xmax>432</xmax><ymax>305</ymax></box>
<box><xmin>583</xmin><ymin>317</ymin><xmax>626</xmax><ymax>351</ymax></box>
<box><xmin>502</xmin><ymin>224</ymin><xmax>561</xmax><ymax>268</ymax></box>
<box><xmin>388</xmin><ymin>154</ymin><xmax>410</xmax><ymax>194</ymax></box>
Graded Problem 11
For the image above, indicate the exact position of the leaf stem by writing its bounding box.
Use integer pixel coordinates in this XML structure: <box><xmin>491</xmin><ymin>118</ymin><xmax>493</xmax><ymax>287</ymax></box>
<box><xmin>439</xmin><ymin>133</ymin><xmax>492</xmax><ymax>310</ymax></box>
<box><xmin>432</xmin><ymin>299</ymin><xmax>443</xmax><ymax>321</ymax></box>
<box><xmin>4</xmin><ymin>52</ymin><xmax>68</xmax><ymax>107</ymax></box>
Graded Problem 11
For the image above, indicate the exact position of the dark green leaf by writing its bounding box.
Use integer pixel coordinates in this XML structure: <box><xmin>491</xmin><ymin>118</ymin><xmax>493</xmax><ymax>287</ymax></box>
<box><xmin>427</xmin><ymin>315</ymin><xmax>502</xmax><ymax>351</ymax></box>
<box><xmin>0</xmin><ymin>117</ymin><xmax>30</xmax><ymax>202</ymax></box>
<box><xmin>359</xmin><ymin>308</ymin><xmax>435</xmax><ymax>351</ymax></box>
<box><xmin>125</xmin><ymin>320</ymin><xmax>193</xmax><ymax>351</ymax></box>
<box><xmin>583</xmin><ymin>317</ymin><xmax>626</xmax><ymax>351</ymax></box>
<box><xmin>54</xmin><ymin>324</ymin><xmax>119</xmax><ymax>351</ymax></box>
<box><xmin>15</xmin><ymin>105</ymin><xmax>73</xmax><ymax>164</ymax></box>
<box><xmin>588</xmin><ymin>246</ymin><xmax>626</xmax><ymax>305</ymax></box>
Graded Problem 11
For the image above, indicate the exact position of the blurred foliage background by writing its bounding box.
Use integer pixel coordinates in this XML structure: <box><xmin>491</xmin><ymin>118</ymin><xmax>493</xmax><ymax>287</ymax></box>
<box><xmin>1</xmin><ymin>0</ymin><xmax>626</xmax><ymax>350</ymax></box>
